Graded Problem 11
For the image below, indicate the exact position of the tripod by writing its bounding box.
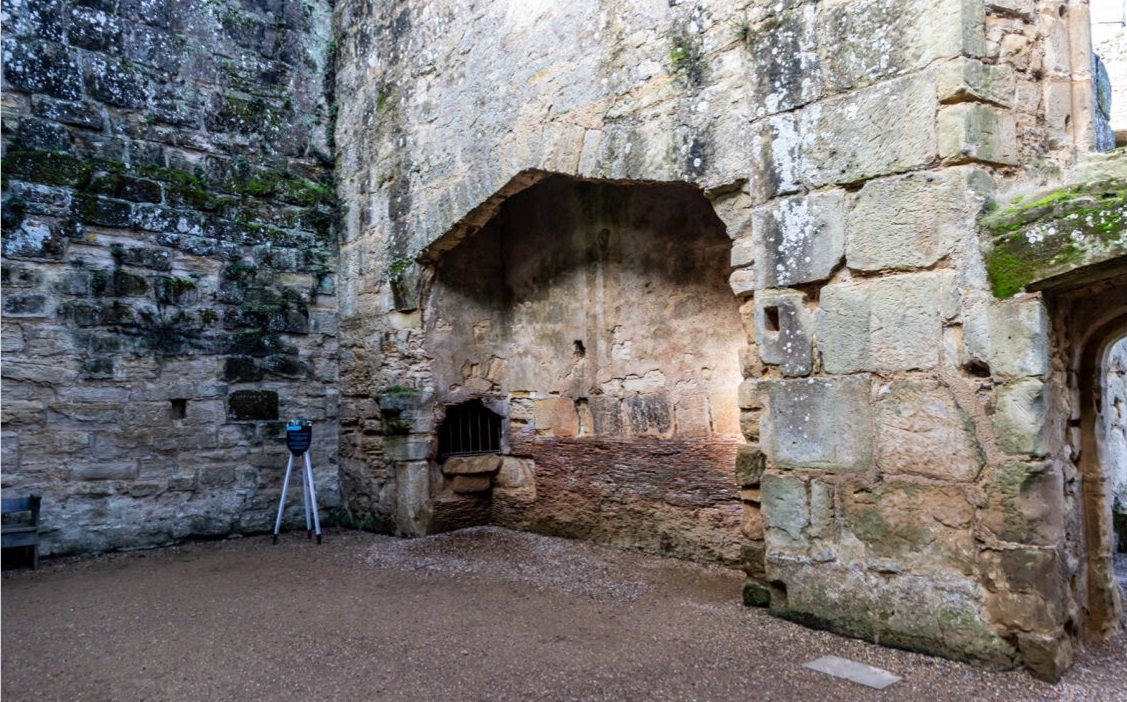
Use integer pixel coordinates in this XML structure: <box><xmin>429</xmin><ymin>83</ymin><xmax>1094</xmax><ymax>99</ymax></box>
<box><xmin>273</xmin><ymin>420</ymin><xmax>322</xmax><ymax>544</ymax></box>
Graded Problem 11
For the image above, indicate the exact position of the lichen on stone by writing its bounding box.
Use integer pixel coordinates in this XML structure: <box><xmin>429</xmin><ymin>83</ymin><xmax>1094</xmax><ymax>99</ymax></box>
<box><xmin>981</xmin><ymin>182</ymin><xmax>1127</xmax><ymax>298</ymax></box>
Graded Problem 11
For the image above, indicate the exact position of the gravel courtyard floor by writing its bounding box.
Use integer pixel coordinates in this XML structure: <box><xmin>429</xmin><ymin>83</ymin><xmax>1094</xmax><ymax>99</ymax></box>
<box><xmin>2</xmin><ymin>527</ymin><xmax>1125</xmax><ymax>702</ymax></box>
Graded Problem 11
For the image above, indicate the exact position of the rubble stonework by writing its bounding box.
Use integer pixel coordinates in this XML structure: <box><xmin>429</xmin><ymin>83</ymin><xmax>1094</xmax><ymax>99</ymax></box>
<box><xmin>1</xmin><ymin>0</ymin><xmax>340</xmax><ymax>553</ymax></box>
<box><xmin>3</xmin><ymin>0</ymin><xmax>1126</xmax><ymax>682</ymax></box>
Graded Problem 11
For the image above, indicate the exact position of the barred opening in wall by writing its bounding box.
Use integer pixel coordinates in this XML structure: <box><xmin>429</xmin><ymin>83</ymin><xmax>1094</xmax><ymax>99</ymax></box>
<box><xmin>437</xmin><ymin>400</ymin><xmax>502</xmax><ymax>461</ymax></box>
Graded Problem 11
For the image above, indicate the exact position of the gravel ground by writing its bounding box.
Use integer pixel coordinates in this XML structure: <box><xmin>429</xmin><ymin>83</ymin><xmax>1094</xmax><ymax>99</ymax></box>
<box><xmin>2</xmin><ymin>527</ymin><xmax>1125</xmax><ymax>702</ymax></box>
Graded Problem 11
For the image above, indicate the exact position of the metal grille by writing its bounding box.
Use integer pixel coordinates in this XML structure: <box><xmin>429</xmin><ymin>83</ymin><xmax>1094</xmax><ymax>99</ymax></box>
<box><xmin>438</xmin><ymin>400</ymin><xmax>501</xmax><ymax>461</ymax></box>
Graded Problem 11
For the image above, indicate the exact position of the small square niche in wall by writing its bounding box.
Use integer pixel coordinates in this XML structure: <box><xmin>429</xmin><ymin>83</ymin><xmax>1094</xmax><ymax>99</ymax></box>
<box><xmin>170</xmin><ymin>398</ymin><xmax>188</xmax><ymax>420</ymax></box>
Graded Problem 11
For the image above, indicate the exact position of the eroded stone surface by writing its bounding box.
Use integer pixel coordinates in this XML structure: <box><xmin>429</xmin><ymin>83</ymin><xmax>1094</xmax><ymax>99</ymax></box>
<box><xmin>993</xmin><ymin>378</ymin><xmax>1049</xmax><ymax>457</ymax></box>
<box><xmin>762</xmin><ymin>376</ymin><xmax>871</xmax><ymax>471</ymax></box>
<box><xmin>751</xmin><ymin>191</ymin><xmax>845</xmax><ymax>288</ymax></box>
<box><xmin>875</xmin><ymin>381</ymin><xmax>983</xmax><ymax>482</ymax></box>
<box><xmin>963</xmin><ymin>297</ymin><xmax>1050</xmax><ymax>380</ymax></box>
<box><xmin>817</xmin><ymin>273</ymin><xmax>942</xmax><ymax>374</ymax></box>
<box><xmin>846</xmin><ymin>167</ymin><xmax>993</xmax><ymax>271</ymax></box>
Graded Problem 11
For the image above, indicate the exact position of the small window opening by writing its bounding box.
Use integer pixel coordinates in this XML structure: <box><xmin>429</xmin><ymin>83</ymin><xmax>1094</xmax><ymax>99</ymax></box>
<box><xmin>438</xmin><ymin>399</ymin><xmax>502</xmax><ymax>461</ymax></box>
<box><xmin>573</xmin><ymin>340</ymin><xmax>586</xmax><ymax>358</ymax></box>
<box><xmin>764</xmin><ymin>306</ymin><xmax>780</xmax><ymax>333</ymax></box>
<box><xmin>170</xmin><ymin>398</ymin><xmax>188</xmax><ymax>420</ymax></box>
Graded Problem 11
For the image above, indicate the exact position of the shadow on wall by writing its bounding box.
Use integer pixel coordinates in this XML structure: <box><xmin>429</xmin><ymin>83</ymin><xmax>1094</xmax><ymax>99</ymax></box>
<box><xmin>420</xmin><ymin>174</ymin><xmax>749</xmax><ymax>563</ymax></box>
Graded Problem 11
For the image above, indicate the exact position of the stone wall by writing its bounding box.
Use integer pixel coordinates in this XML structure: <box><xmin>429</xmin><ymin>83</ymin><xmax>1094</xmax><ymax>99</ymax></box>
<box><xmin>2</xmin><ymin>0</ymin><xmax>1120</xmax><ymax>683</ymax></box>
<box><xmin>1092</xmin><ymin>2</ymin><xmax>1126</xmax><ymax>144</ymax></box>
<box><xmin>333</xmin><ymin>0</ymin><xmax>1118</xmax><ymax>680</ymax></box>
<box><xmin>0</xmin><ymin>0</ymin><xmax>340</xmax><ymax>554</ymax></box>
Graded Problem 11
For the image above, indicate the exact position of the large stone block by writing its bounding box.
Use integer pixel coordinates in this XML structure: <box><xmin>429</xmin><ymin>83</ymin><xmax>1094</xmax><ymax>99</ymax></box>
<box><xmin>938</xmin><ymin>103</ymin><xmax>1018</xmax><ymax>166</ymax></box>
<box><xmin>762</xmin><ymin>473</ymin><xmax>808</xmax><ymax>553</ymax></box>
<box><xmin>818</xmin><ymin>0</ymin><xmax>985</xmax><ymax>92</ymax></box>
<box><xmin>817</xmin><ymin>273</ymin><xmax>942</xmax><ymax>374</ymax></box>
<box><xmin>981</xmin><ymin>462</ymin><xmax>1063</xmax><ymax>545</ymax></box>
<box><xmin>441</xmin><ymin>454</ymin><xmax>501</xmax><ymax>475</ymax></box>
<box><xmin>843</xmin><ymin>482</ymin><xmax>976</xmax><ymax>576</ymax></box>
<box><xmin>494</xmin><ymin>456</ymin><xmax>536</xmax><ymax>502</ymax></box>
<box><xmin>754</xmin><ymin>288</ymin><xmax>813</xmax><ymax>377</ymax></box>
<box><xmin>395</xmin><ymin>460</ymin><xmax>431</xmax><ymax>536</ymax></box>
<box><xmin>846</xmin><ymin>167</ymin><xmax>993</xmax><ymax>271</ymax></box>
<box><xmin>745</xmin><ymin>4</ymin><xmax>821</xmax><ymax>117</ymax></box>
<box><xmin>875</xmin><ymin>381</ymin><xmax>984</xmax><ymax>482</ymax></box>
<box><xmin>751</xmin><ymin>190</ymin><xmax>845</xmax><ymax>288</ymax></box>
<box><xmin>756</xmin><ymin>72</ymin><xmax>938</xmax><ymax>192</ymax></box>
<box><xmin>70</xmin><ymin>461</ymin><xmax>139</xmax><ymax>482</ymax></box>
<box><xmin>382</xmin><ymin>435</ymin><xmax>432</xmax><ymax>462</ymax></box>
<box><xmin>767</xmin><ymin>563</ymin><xmax>1015</xmax><ymax>667</ymax></box>
<box><xmin>762</xmin><ymin>376</ymin><xmax>872</xmax><ymax>471</ymax></box>
<box><xmin>993</xmin><ymin>378</ymin><xmax>1049</xmax><ymax>457</ymax></box>
<box><xmin>963</xmin><ymin>298</ymin><xmax>1049</xmax><ymax>379</ymax></box>
<box><xmin>980</xmin><ymin>548</ymin><xmax>1065</xmax><ymax>636</ymax></box>
<box><xmin>936</xmin><ymin>57</ymin><xmax>1015</xmax><ymax>107</ymax></box>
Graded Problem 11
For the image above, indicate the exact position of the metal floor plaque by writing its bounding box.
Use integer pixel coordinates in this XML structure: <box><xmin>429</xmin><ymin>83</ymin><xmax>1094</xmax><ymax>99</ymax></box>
<box><xmin>803</xmin><ymin>655</ymin><xmax>902</xmax><ymax>690</ymax></box>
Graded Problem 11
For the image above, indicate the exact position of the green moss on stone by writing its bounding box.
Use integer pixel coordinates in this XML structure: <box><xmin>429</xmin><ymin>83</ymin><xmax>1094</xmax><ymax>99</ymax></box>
<box><xmin>982</xmin><ymin>183</ymin><xmax>1126</xmax><ymax>298</ymax></box>
<box><xmin>668</xmin><ymin>30</ymin><xmax>704</xmax><ymax>85</ymax></box>
<box><xmin>2</xmin><ymin>150</ymin><xmax>92</xmax><ymax>187</ymax></box>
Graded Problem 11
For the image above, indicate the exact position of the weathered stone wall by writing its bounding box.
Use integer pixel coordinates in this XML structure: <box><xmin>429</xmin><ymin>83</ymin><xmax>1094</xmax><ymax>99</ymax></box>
<box><xmin>1092</xmin><ymin>2</ymin><xmax>1126</xmax><ymax>144</ymax></box>
<box><xmin>0</xmin><ymin>0</ymin><xmax>340</xmax><ymax>554</ymax></box>
<box><xmin>332</xmin><ymin>0</ymin><xmax>1117</xmax><ymax>680</ymax></box>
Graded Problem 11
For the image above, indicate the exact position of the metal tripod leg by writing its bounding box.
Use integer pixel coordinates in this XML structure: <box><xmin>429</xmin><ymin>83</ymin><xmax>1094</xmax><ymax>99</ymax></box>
<box><xmin>302</xmin><ymin>452</ymin><xmax>313</xmax><ymax>539</ymax></box>
<box><xmin>304</xmin><ymin>452</ymin><xmax>322</xmax><ymax>544</ymax></box>
<box><xmin>272</xmin><ymin>454</ymin><xmax>295</xmax><ymax>545</ymax></box>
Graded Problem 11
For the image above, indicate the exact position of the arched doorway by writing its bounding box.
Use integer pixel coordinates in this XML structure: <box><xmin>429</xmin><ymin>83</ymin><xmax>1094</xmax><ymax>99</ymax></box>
<box><xmin>1044</xmin><ymin>268</ymin><xmax>1127</xmax><ymax>638</ymax></box>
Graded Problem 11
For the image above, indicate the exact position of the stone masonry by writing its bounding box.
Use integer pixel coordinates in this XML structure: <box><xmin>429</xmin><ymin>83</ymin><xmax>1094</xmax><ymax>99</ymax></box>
<box><xmin>3</xmin><ymin>0</ymin><xmax>1126</xmax><ymax>684</ymax></box>
<box><xmin>1</xmin><ymin>0</ymin><xmax>340</xmax><ymax>553</ymax></box>
<box><xmin>330</xmin><ymin>0</ymin><xmax>1125</xmax><ymax>682</ymax></box>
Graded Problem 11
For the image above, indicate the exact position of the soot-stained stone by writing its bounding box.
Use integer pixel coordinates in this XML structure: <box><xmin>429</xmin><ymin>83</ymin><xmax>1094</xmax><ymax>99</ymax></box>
<box><xmin>73</xmin><ymin>194</ymin><xmax>134</xmax><ymax>227</ymax></box>
<box><xmin>224</xmin><ymin>356</ymin><xmax>264</xmax><ymax>382</ymax></box>
<box><xmin>263</xmin><ymin>353</ymin><xmax>307</xmax><ymax>378</ymax></box>
<box><xmin>227</xmin><ymin>389</ymin><xmax>279</xmax><ymax>420</ymax></box>
<box><xmin>82</xmin><ymin>356</ymin><xmax>114</xmax><ymax>377</ymax></box>
<box><xmin>58</xmin><ymin>300</ymin><xmax>107</xmax><ymax>327</ymax></box>
<box><xmin>112</xmin><ymin>245</ymin><xmax>172</xmax><ymax>271</ymax></box>
<box><xmin>111</xmin><ymin>269</ymin><xmax>150</xmax><ymax>297</ymax></box>
<box><xmin>2</xmin><ymin>293</ymin><xmax>49</xmax><ymax>316</ymax></box>
<box><xmin>89</xmin><ymin>173</ymin><xmax>164</xmax><ymax>203</ymax></box>
<box><xmin>1</xmin><ymin>262</ymin><xmax>45</xmax><ymax>288</ymax></box>
<box><xmin>13</xmin><ymin>117</ymin><xmax>72</xmax><ymax>151</ymax></box>
<box><xmin>30</xmin><ymin>95</ymin><xmax>105</xmax><ymax>130</ymax></box>
<box><xmin>626</xmin><ymin>394</ymin><xmax>672</xmax><ymax>436</ymax></box>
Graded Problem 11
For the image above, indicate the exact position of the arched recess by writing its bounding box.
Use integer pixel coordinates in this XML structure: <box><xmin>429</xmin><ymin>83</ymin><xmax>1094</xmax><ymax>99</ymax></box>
<box><xmin>1041</xmin><ymin>266</ymin><xmax>1127</xmax><ymax>638</ymax></box>
<box><xmin>418</xmin><ymin>173</ymin><xmax>748</xmax><ymax>563</ymax></box>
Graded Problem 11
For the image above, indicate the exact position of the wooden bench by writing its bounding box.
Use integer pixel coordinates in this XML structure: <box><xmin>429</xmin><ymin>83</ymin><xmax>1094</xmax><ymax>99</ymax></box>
<box><xmin>2</xmin><ymin>494</ymin><xmax>41</xmax><ymax>569</ymax></box>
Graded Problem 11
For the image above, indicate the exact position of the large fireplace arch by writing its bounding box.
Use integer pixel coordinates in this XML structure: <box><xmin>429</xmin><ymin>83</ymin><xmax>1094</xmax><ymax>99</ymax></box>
<box><xmin>416</xmin><ymin>173</ymin><xmax>748</xmax><ymax>563</ymax></box>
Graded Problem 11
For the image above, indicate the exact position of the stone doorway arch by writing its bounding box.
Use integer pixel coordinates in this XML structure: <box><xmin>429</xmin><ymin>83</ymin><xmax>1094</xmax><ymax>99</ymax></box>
<box><xmin>1042</xmin><ymin>267</ymin><xmax>1127</xmax><ymax>639</ymax></box>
